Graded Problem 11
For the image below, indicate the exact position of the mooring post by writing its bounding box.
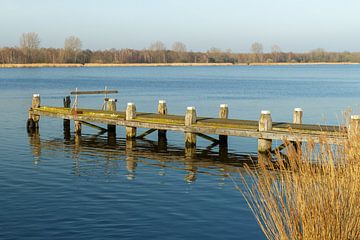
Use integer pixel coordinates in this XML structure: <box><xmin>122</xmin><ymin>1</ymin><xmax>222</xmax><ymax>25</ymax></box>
<box><xmin>157</xmin><ymin>100</ymin><xmax>168</xmax><ymax>141</ymax></box>
<box><xmin>292</xmin><ymin>108</ymin><xmax>303</xmax><ymax>151</ymax></box>
<box><xmin>258</xmin><ymin>110</ymin><xmax>272</xmax><ymax>153</ymax></box>
<box><xmin>293</xmin><ymin>108</ymin><xmax>303</xmax><ymax>124</ymax></box>
<box><xmin>63</xmin><ymin>96</ymin><xmax>71</xmax><ymax>139</ymax></box>
<box><xmin>219</xmin><ymin>104</ymin><xmax>229</xmax><ymax>157</ymax></box>
<box><xmin>349</xmin><ymin>115</ymin><xmax>360</xmax><ymax>136</ymax></box>
<box><xmin>107</xmin><ymin>98</ymin><xmax>117</xmax><ymax>136</ymax></box>
<box><xmin>27</xmin><ymin>94</ymin><xmax>41</xmax><ymax>131</ymax></box>
<box><xmin>126</xmin><ymin>102</ymin><xmax>137</xmax><ymax>139</ymax></box>
<box><xmin>185</xmin><ymin>106</ymin><xmax>197</xmax><ymax>148</ymax></box>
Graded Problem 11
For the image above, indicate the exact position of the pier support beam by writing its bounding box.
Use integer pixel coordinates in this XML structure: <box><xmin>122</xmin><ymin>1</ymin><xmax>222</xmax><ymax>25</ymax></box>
<box><xmin>27</xmin><ymin>94</ymin><xmax>41</xmax><ymax>132</ymax></box>
<box><xmin>107</xmin><ymin>98</ymin><xmax>117</xmax><ymax>137</ymax></box>
<box><xmin>157</xmin><ymin>100</ymin><xmax>168</xmax><ymax>142</ymax></box>
<box><xmin>126</xmin><ymin>103</ymin><xmax>137</xmax><ymax>140</ymax></box>
<box><xmin>63</xmin><ymin>96</ymin><xmax>71</xmax><ymax>140</ymax></box>
<box><xmin>185</xmin><ymin>106</ymin><xmax>197</xmax><ymax>148</ymax></box>
<box><xmin>258</xmin><ymin>110</ymin><xmax>272</xmax><ymax>154</ymax></box>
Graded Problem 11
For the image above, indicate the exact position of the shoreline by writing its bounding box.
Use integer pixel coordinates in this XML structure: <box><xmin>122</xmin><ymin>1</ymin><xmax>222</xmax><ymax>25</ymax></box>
<box><xmin>0</xmin><ymin>62</ymin><xmax>359</xmax><ymax>68</ymax></box>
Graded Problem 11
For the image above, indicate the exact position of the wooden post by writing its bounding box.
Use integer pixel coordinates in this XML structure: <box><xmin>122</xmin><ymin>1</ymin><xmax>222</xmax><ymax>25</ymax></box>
<box><xmin>158</xmin><ymin>100</ymin><xmax>167</xmax><ymax>141</ymax></box>
<box><xmin>293</xmin><ymin>108</ymin><xmax>303</xmax><ymax>124</ymax></box>
<box><xmin>107</xmin><ymin>98</ymin><xmax>117</xmax><ymax>136</ymax></box>
<box><xmin>63</xmin><ymin>96</ymin><xmax>71</xmax><ymax>139</ymax></box>
<box><xmin>219</xmin><ymin>104</ymin><xmax>229</xmax><ymax>157</ymax></box>
<box><xmin>27</xmin><ymin>94</ymin><xmax>41</xmax><ymax>131</ymax></box>
<box><xmin>74</xmin><ymin>120</ymin><xmax>82</xmax><ymax>135</ymax></box>
<box><xmin>258</xmin><ymin>110</ymin><xmax>272</xmax><ymax>153</ymax></box>
<box><xmin>32</xmin><ymin>94</ymin><xmax>41</xmax><ymax>109</ymax></box>
<box><xmin>126</xmin><ymin>102</ymin><xmax>137</xmax><ymax>139</ymax></box>
<box><xmin>349</xmin><ymin>115</ymin><xmax>360</xmax><ymax>136</ymax></box>
<box><xmin>185</xmin><ymin>106</ymin><xmax>197</xmax><ymax>147</ymax></box>
<box><xmin>292</xmin><ymin>108</ymin><xmax>303</xmax><ymax>151</ymax></box>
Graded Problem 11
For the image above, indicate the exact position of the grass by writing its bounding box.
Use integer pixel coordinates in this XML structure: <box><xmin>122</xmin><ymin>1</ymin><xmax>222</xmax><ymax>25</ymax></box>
<box><xmin>237</xmin><ymin>121</ymin><xmax>360</xmax><ymax>240</ymax></box>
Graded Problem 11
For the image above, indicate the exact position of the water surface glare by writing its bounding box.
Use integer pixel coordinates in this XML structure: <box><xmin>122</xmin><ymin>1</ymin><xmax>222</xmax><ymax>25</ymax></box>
<box><xmin>1</xmin><ymin>65</ymin><xmax>359</xmax><ymax>239</ymax></box>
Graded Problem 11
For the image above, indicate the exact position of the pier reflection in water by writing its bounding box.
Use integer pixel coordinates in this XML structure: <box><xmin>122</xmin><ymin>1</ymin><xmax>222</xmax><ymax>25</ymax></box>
<box><xmin>27</xmin><ymin>129</ymin><xmax>256</xmax><ymax>184</ymax></box>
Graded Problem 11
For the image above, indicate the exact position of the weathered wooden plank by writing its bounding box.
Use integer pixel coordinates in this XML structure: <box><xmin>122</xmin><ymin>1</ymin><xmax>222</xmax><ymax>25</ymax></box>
<box><xmin>70</xmin><ymin>90</ymin><xmax>118</xmax><ymax>95</ymax></box>
<box><xmin>196</xmin><ymin>133</ymin><xmax>219</xmax><ymax>143</ymax></box>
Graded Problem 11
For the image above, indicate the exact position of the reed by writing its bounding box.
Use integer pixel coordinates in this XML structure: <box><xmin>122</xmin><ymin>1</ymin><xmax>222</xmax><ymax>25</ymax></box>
<box><xmin>237</xmin><ymin>129</ymin><xmax>360</xmax><ymax>239</ymax></box>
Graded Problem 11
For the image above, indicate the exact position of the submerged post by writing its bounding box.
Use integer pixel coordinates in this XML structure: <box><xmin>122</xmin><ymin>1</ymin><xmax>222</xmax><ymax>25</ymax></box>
<box><xmin>27</xmin><ymin>94</ymin><xmax>41</xmax><ymax>131</ymax></box>
<box><xmin>63</xmin><ymin>96</ymin><xmax>71</xmax><ymax>138</ymax></box>
<box><xmin>126</xmin><ymin>103</ymin><xmax>137</xmax><ymax>139</ymax></box>
<box><xmin>107</xmin><ymin>98</ymin><xmax>117</xmax><ymax>136</ymax></box>
<box><xmin>185</xmin><ymin>106</ymin><xmax>197</xmax><ymax>148</ymax></box>
<box><xmin>157</xmin><ymin>100</ymin><xmax>168</xmax><ymax>141</ymax></box>
<box><xmin>258</xmin><ymin>110</ymin><xmax>272</xmax><ymax>153</ymax></box>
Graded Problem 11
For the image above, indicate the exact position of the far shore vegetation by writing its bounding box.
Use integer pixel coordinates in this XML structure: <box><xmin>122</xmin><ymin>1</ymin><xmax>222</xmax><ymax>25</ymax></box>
<box><xmin>1</xmin><ymin>32</ymin><xmax>360</xmax><ymax>66</ymax></box>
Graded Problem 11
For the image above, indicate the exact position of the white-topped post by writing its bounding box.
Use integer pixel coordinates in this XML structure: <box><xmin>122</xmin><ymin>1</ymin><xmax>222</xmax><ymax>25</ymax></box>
<box><xmin>258</xmin><ymin>110</ymin><xmax>272</xmax><ymax>153</ymax></box>
<box><xmin>126</xmin><ymin>102</ymin><xmax>137</xmax><ymax>139</ymax></box>
<box><xmin>158</xmin><ymin>100</ymin><xmax>168</xmax><ymax>141</ymax></box>
<box><xmin>185</xmin><ymin>106</ymin><xmax>197</xmax><ymax>147</ymax></box>
<box><xmin>293</xmin><ymin>108</ymin><xmax>303</xmax><ymax>124</ymax></box>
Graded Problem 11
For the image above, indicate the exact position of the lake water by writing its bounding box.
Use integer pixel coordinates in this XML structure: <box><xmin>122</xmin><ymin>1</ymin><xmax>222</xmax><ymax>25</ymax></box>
<box><xmin>0</xmin><ymin>65</ymin><xmax>359</xmax><ymax>239</ymax></box>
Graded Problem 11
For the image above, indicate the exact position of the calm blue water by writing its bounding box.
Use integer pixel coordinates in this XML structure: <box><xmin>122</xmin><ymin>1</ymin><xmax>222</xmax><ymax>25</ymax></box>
<box><xmin>0</xmin><ymin>65</ymin><xmax>359</xmax><ymax>240</ymax></box>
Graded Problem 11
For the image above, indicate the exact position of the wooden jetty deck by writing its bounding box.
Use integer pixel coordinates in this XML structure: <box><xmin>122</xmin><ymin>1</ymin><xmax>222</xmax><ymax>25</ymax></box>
<box><xmin>27</xmin><ymin>92</ymin><xmax>355</xmax><ymax>157</ymax></box>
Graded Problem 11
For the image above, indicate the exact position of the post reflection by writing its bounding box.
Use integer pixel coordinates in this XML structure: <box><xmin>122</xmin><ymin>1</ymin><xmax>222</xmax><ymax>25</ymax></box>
<box><xmin>27</xmin><ymin>132</ymin><xmax>256</xmax><ymax>183</ymax></box>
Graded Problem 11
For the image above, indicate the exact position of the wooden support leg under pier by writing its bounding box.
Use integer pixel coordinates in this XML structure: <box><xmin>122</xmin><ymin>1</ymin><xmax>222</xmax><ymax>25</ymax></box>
<box><xmin>126</xmin><ymin>103</ymin><xmax>137</xmax><ymax>139</ymax></box>
<box><xmin>219</xmin><ymin>104</ymin><xmax>229</xmax><ymax>158</ymax></box>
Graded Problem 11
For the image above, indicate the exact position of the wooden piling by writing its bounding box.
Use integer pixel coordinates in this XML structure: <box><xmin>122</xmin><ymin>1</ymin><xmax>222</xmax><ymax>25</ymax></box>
<box><xmin>292</xmin><ymin>108</ymin><xmax>303</xmax><ymax>151</ymax></box>
<box><xmin>126</xmin><ymin>103</ymin><xmax>137</xmax><ymax>139</ymax></box>
<box><xmin>63</xmin><ymin>96</ymin><xmax>71</xmax><ymax>137</ymax></box>
<box><xmin>157</xmin><ymin>100</ymin><xmax>168</xmax><ymax>141</ymax></box>
<box><xmin>74</xmin><ymin>120</ymin><xmax>82</xmax><ymax>135</ymax></box>
<box><xmin>293</xmin><ymin>108</ymin><xmax>303</xmax><ymax>124</ymax></box>
<box><xmin>349</xmin><ymin>115</ymin><xmax>360</xmax><ymax>136</ymax></box>
<box><xmin>185</xmin><ymin>106</ymin><xmax>197</xmax><ymax>147</ymax></box>
<box><xmin>219</xmin><ymin>103</ymin><xmax>229</xmax><ymax>145</ymax></box>
<box><xmin>258</xmin><ymin>110</ymin><xmax>272</xmax><ymax>153</ymax></box>
<box><xmin>27</xmin><ymin>94</ymin><xmax>41</xmax><ymax>131</ymax></box>
<box><xmin>107</xmin><ymin>98</ymin><xmax>117</xmax><ymax>136</ymax></box>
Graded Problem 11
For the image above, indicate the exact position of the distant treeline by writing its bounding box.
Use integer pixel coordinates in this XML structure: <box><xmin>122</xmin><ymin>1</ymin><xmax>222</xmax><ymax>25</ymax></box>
<box><xmin>1</xmin><ymin>32</ymin><xmax>360</xmax><ymax>64</ymax></box>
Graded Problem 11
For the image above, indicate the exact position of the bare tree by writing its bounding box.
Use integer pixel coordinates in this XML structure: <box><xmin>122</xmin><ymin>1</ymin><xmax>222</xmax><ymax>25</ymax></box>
<box><xmin>271</xmin><ymin>44</ymin><xmax>282</xmax><ymax>62</ymax></box>
<box><xmin>250</xmin><ymin>42</ymin><xmax>263</xmax><ymax>62</ymax></box>
<box><xmin>149</xmin><ymin>41</ymin><xmax>166</xmax><ymax>62</ymax></box>
<box><xmin>64</xmin><ymin>36</ymin><xmax>82</xmax><ymax>52</ymax></box>
<box><xmin>149</xmin><ymin>41</ymin><xmax>166</xmax><ymax>51</ymax></box>
<box><xmin>172</xmin><ymin>41</ymin><xmax>187</xmax><ymax>52</ymax></box>
<box><xmin>20</xmin><ymin>32</ymin><xmax>40</xmax><ymax>49</ymax></box>
<box><xmin>64</xmin><ymin>36</ymin><xmax>82</xmax><ymax>63</ymax></box>
<box><xmin>19</xmin><ymin>32</ymin><xmax>41</xmax><ymax>63</ymax></box>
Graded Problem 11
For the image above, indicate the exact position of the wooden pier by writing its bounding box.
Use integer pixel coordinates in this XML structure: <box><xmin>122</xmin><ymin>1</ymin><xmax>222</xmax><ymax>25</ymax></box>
<box><xmin>27</xmin><ymin>92</ymin><xmax>354</xmax><ymax>157</ymax></box>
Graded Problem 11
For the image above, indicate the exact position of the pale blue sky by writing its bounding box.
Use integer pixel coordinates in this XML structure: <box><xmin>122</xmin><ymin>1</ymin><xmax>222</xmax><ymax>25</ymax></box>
<box><xmin>1</xmin><ymin>0</ymin><xmax>359</xmax><ymax>52</ymax></box>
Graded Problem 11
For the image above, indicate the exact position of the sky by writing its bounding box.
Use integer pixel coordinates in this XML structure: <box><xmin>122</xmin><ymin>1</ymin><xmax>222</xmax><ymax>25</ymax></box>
<box><xmin>1</xmin><ymin>0</ymin><xmax>359</xmax><ymax>52</ymax></box>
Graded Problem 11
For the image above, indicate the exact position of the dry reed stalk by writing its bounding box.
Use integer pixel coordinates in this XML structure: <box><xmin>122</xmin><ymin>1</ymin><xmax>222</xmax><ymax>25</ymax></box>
<box><xmin>237</xmin><ymin>129</ymin><xmax>360</xmax><ymax>240</ymax></box>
